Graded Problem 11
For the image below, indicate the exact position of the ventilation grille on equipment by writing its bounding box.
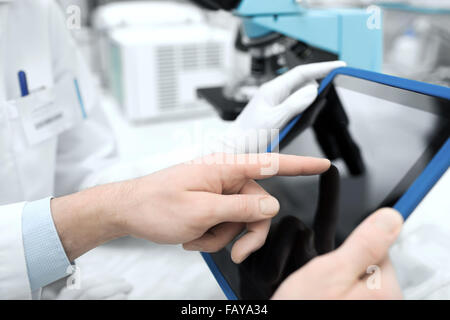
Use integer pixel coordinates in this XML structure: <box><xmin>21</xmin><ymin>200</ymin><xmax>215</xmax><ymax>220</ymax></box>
<box><xmin>157</xmin><ymin>46</ymin><xmax>178</xmax><ymax>110</ymax></box>
<box><xmin>156</xmin><ymin>42</ymin><xmax>224</xmax><ymax>110</ymax></box>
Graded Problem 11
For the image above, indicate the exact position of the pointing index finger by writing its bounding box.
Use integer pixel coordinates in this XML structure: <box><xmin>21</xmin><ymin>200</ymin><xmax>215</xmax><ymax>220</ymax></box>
<box><xmin>218</xmin><ymin>153</ymin><xmax>331</xmax><ymax>181</ymax></box>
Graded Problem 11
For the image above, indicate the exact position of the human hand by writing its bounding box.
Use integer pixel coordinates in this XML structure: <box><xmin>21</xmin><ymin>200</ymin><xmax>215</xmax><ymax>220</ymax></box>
<box><xmin>52</xmin><ymin>154</ymin><xmax>330</xmax><ymax>264</ymax></box>
<box><xmin>272</xmin><ymin>208</ymin><xmax>404</xmax><ymax>300</ymax></box>
<box><xmin>117</xmin><ymin>154</ymin><xmax>330</xmax><ymax>264</ymax></box>
<box><xmin>212</xmin><ymin>61</ymin><xmax>346</xmax><ymax>154</ymax></box>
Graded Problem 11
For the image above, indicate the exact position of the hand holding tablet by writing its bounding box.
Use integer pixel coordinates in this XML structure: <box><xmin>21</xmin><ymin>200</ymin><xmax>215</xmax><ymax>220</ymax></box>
<box><xmin>272</xmin><ymin>208</ymin><xmax>404</xmax><ymax>300</ymax></box>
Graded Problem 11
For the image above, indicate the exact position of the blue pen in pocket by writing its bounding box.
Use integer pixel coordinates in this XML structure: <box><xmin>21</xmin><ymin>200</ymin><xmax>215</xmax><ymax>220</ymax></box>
<box><xmin>18</xmin><ymin>70</ymin><xmax>29</xmax><ymax>97</ymax></box>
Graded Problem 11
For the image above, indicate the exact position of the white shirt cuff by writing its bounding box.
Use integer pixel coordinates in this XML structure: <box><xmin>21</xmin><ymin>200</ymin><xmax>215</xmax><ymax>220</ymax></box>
<box><xmin>22</xmin><ymin>197</ymin><xmax>72</xmax><ymax>291</ymax></box>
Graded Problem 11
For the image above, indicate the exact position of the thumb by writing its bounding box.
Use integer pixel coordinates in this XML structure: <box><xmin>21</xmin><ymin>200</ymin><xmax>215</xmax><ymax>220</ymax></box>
<box><xmin>334</xmin><ymin>208</ymin><xmax>404</xmax><ymax>278</ymax></box>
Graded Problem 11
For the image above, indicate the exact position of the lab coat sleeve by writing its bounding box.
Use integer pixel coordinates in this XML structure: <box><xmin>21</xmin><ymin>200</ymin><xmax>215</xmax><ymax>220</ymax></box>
<box><xmin>47</xmin><ymin>1</ymin><xmax>118</xmax><ymax>196</ymax></box>
<box><xmin>0</xmin><ymin>202</ymin><xmax>32</xmax><ymax>300</ymax></box>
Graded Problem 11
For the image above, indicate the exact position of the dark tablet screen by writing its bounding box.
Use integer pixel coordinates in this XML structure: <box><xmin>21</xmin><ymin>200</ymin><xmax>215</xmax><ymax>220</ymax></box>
<box><xmin>208</xmin><ymin>74</ymin><xmax>450</xmax><ymax>300</ymax></box>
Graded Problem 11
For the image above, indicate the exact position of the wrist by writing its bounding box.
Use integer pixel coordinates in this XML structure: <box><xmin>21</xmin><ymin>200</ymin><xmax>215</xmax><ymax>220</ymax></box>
<box><xmin>51</xmin><ymin>183</ymin><xmax>129</xmax><ymax>261</ymax></box>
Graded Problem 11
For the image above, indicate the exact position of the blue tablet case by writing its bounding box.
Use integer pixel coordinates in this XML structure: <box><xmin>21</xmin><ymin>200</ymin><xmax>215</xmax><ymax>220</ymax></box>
<box><xmin>202</xmin><ymin>67</ymin><xmax>450</xmax><ymax>300</ymax></box>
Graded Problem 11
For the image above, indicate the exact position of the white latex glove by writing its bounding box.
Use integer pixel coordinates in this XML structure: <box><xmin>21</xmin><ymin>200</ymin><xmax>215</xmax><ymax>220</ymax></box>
<box><xmin>55</xmin><ymin>275</ymin><xmax>133</xmax><ymax>300</ymax></box>
<box><xmin>211</xmin><ymin>61</ymin><xmax>346</xmax><ymax>154</ymax></box>
<box><xmin>390</xmin><ymin>224</ymin><xmax>450</xmax><ymax>299</ymax></box>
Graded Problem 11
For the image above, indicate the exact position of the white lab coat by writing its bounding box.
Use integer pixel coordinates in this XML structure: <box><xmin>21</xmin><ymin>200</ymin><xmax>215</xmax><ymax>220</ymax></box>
<box><xmin>0</xmin><ymin>0</ymin><xmax>116</xmax><ymax>299</ymax></box>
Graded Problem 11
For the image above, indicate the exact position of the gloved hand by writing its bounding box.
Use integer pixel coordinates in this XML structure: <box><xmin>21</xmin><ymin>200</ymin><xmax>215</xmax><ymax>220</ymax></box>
<box><xmin>55</xmin><ymin>275</ymin><xmax>133</xmax><ymax>300</ymax></box>
<box><xmin>210</xmin><ymin>61</ymin><xmax>346</xmax><ymax>154</ymax></box>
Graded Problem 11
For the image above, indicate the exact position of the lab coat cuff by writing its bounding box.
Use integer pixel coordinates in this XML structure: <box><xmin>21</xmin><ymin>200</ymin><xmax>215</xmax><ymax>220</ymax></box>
<box><xmin>22</xmin><ymin>197</ymin><xmax>72</xmax><ymax>291</ymax></box>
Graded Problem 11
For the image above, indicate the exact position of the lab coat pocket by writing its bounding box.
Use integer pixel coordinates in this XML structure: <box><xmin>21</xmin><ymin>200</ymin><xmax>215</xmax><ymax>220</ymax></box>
<box><xmin>0</xmin><ymin>74</ymin><xmax>86</xmax><ymax>202</ymax></box>
<box><xmin>14</xmin><ymin>76</ymin><xmax>84</xmax><ymax>147</ymax></box>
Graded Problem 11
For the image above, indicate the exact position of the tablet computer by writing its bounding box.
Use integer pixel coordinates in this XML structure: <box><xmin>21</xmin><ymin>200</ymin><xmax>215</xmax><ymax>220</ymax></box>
<box><xmin>202</xmin><ymin>67</ymin><xmax>450</xmax><ymax>300</ymax></box>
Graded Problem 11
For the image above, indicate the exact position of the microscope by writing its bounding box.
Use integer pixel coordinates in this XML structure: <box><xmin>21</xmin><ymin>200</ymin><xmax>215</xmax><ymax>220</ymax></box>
<box><xmin>191</xmin><ymin>0</ymin><xmax>383</xmax><ymax>120</ymax></box>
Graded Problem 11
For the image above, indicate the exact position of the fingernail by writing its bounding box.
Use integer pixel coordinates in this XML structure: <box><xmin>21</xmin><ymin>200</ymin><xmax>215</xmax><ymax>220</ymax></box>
<box><xmin>234</xmin><ymin>254</ymin><xmax>247</xmax><ymax>264</ymax></box>
<box><xmin>308</xmin><ymin>157</ymin><xmax>331</xmax><ymax>167</ymax></box>
<box><xmin>322</xmin><ymin>159</ymin><xmax>332</xmax><ymax>167</ymax></box>
<box><xmin>260</xmin><ymin>197</ymin><xmax>280</xmax><ymax>216</ymax></box>
<box><xmin>232</xmin><ymin>256</ymin><xmax>243</xmax><ymax>264</ymax></box>
<box><xmin>232</xmin><ymin>251</ymin><xmax>253</xmax><ymax>264</ymax></box>
<box><xmin>375</xmin><ymin>209</ymin><xmax>404</xmax><ymax>233</ymax></box>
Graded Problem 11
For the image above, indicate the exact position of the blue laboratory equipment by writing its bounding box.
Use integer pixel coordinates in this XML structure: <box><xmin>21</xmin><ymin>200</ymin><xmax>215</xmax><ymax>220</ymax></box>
<box><xmin>192</xmin><ymin>0</ymin><xmax>383</xmax><ymax>120</ymax></box>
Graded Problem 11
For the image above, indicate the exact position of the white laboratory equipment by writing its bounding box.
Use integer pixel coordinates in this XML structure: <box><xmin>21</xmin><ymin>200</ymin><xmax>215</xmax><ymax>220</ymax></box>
<box><xmin>93</xmin><ymin>1</ymin><xmax>234</xmax><ymax>121</ymax></box>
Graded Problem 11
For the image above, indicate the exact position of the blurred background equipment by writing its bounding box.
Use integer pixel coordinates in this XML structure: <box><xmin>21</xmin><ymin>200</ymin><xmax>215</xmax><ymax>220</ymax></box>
<box><xmin>192</xmin><ymin>0</ymin><xmax>383</xmax><ymax>120</ymax></box>
<box><xmin>56</xmin><ymin>0</ymin><xmax>450</xmax><ymax>123</ymax></box>
<box><xmin>379</xmin><ymin>2</ymin><xmax>450</xmax><ymax>87</ymax></box>
<box><xmin>92</xmin><ymin>1</ymin><xmax>234</xmax><ymax>121</ymax></box>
